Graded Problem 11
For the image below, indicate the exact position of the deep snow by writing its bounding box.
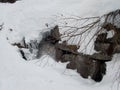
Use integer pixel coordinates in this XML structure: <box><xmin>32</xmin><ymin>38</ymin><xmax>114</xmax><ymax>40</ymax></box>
<box><xmin>0</xmin><ymin>0</ymin><xmax>120</xmax><ymax>90</ymax></box>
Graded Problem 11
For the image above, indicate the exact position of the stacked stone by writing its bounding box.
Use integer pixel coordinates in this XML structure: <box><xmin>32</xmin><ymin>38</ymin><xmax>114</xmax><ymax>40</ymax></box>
<box><xmin>14</xmin><ymin>25</ymin><xmax>120</xmax><ymax>82</ymax></box>
<box><xmin>93</xmin><ymin>23</ymin><xmax>120</xmax><ymax>61</ymax></box>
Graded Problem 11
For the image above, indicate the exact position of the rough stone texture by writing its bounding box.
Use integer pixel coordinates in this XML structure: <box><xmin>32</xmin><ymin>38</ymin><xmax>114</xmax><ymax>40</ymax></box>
<box><xmin>76</xmin><ymin>55</ymin><xmax>93</xmax><ymax>78</ymax></box>
<box><xmin>55</xmin><ymin>43</ymin><xmax>79</xmax><ymax>54</ymax></box>
<box><xmin>91</xmin><ymin>61</ymin><xmax>106</xmax><ymax>82</ymax></box>
<box><xmin>65</xmin><ymin>54</ymin><xmax>106</xmax><ymax>82</ymax></box>
<box><xmin>62</xmin><ymin>54</ymin><xmax>76</xmax><ymax>62</ymax></box>
<box><xmin>102</xmin><ymin>23</ymin><xmax>120</xmax><ymax>32</ymax></box>
<box><xmin>55</xmin><ymin>42</ymin><xmax>79</xmax><ymax>62</ymax></box>
<box><xmin>95</xmin><ymin>33</ymin><xmax>108</xmax><ymax>43</ymax></box>
<box><xmin>112</xmin><ymin>33</ymin><xmax>120</xmax><ymax>45</ymax></box>
<box><xmin>55</xmin><ymin>48</ymin><xmax>63</xmax><ymax>62</ymax></box>
<box><xmin>51</xmin><ymin>25</ymin><xmax>61</xmax><ymax>42</ymax></box>
<box><xmin>91</xmin><ymin>53</ymin><xmax>112</xmax><ymax>61</ymax></box>
<box><xmin>114</xmin><ymin>45</ymin><xmax>120</xmax><ymax>53</ymax></box>
<box><xmin>42</xmin><ymin>25</ymin><xmax>61</xmax><ymax>44</ymax></box>
<box><xmin>94</xmin><ymin>43</ymin><xmax>110</xmax><ymax>52</ymax></box>
<box><xmin>66</xmin><ymin>60</ymin><xmax>77</xmax><ymax>70</ymax></box>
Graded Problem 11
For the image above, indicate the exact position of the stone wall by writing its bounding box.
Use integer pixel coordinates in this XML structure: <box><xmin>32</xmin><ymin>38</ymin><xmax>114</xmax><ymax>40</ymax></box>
<box><xmin>12</xmin><ymin>24</ymin><xmax>120</xmax><ymax>82</ymax></box>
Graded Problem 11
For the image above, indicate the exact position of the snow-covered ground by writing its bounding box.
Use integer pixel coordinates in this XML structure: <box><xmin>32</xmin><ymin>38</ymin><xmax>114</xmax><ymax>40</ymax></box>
<box><xmin>0</xmin><ymin>0</ymin><xmax>120</xmax><ymax>90</ymax></box>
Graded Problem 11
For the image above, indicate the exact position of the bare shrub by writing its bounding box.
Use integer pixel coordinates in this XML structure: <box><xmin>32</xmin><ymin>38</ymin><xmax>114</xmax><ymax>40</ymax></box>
<box><xmin>57</xmin><ymin>9</ymin><xmax>120</xmax><ymax>54</ymax></box>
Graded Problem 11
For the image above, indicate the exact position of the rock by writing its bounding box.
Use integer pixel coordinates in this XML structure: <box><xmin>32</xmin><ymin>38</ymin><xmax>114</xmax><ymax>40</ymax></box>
<box><xmin>74</xmin><ymin>54</ymin><xmax>106</xmax><ymax>82</ymax></box>
<box><xmin>62</xmin><ymin>54</ymin><xmax>76</xmax><ymax>62</ymax></box>
<box><xmin>102</xmin><ymin>23</ymin><xmax>116</xmax><ymax>31</ymax></box>
<box><xmin>102</xmin><ymin>23</ymin><xmax>120</xmax><ymax>33</ymax></box>
<box><xmin>19</xmin><ymin>49</ymin><xmax>27</xmax><ymax>60</ymax></box>
<box><xmin>91</xmin><ymin>53</ymin><xmax>112</xmax><ymax>61</ymax></box>
<box><xmin>51</xmin><ymin>25</ymin><xmax>61</xmax><ymax>42</ymax></box>
<box><xmin>66</xmin><ymin>60</ymin><xmax>77</xmax><ymax>70</ymax></box>
<box><xmin>95</xmin><ymin>33</ymin><xmax>108</xmax><ymax>43</ymax></box>
<box><xmin>112</xmin><ymin>33</ymin><xmax>120</xmax><ymax>45</ymax></box>
<box><xmin>114</xmin><ymin>45</ymin><xmax>120</xmax><ymax>53</ymax></box>
<box><xmin>94</xmin><ymin>43</ymin><xmax>110</xmax><ymax>52</ymax></box>
<box><xmin>91</xmin><ymin>61</ymin><xmax>106</xmax><ymax>82</ymax></box>
<box><xmin>55</xmin><ymin>48</ymin><xmax>63</xmax><ymax>62</ymax></box>
<box><xmin>55</xmin><ymin>42</ymin><xmax>79</xmax><ymax>62</ymax></box>
<box><xmin>55</xmin><ymin>43</ymin><xmax>79</xmax><ymax>54</ymax></box>
<box><xmin>75</xmin><ymin>55</ymin><xmax>93</xmax><ymax>78</ymax></box>
<box><xmin>42</xmin><ymin>25</ymin><xmax>61</xmax><ymax>44</ymax></box>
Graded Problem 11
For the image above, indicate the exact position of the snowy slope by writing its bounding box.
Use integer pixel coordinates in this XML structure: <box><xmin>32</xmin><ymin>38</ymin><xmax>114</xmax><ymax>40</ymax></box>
<box><xmin>0</xmin><ymin>30</ymin><xmax>116</xmax><ymax>90</ymax></box>
<box><xmin>0</xmin><ymin>0</ymin><xmax>120</xmax><ymax>90</ymax></box>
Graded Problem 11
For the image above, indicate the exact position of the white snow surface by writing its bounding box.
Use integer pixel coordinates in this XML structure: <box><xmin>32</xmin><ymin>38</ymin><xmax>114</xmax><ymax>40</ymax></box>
<box><xmin>0</xmin><ymin>0</ymin><xmax>120</xmax><ymax>90</ymax></box>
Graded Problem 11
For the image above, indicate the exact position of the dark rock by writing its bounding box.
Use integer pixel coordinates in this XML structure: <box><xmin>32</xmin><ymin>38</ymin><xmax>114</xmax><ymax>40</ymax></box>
<box><xmin>114</xmin><ymin>45</ymin><xmax>120</xmax><ymax>53</ymax></box>
<box><xmin>75</xmin><ymin>55</ymin><xmax>93</xmax><ymax>78</ymax></box>
<box><xmin>55</xmin><ymin>43</ymin><xmax>79</xmax><ymax>62</ymax></box>
<box><xmin>62</xmin><ymin>53</ymin><xmax>107</xmax><ymax>82</ymax></box>
<box><xmin>75</xmin><ymin>54</ymin><xmax>106</xmax><ymax>82</ymax></box>
<box><xmin>102</xmin><ymin>23</ymin><xmax>120</xmax><ymax>33</ymax></box>
<box><xmin>91</xmin><ymin>53</ymin><xmax>112</xmax><ymax>61</ymax></box>
<box><xmin>43</xmin><ymin>25</ymin><xmax>61</xmax><ymax>44</ymax></box>
<box><xmin>94</xmin><ymin>43</ymin><xmax>110</xmax><ymax>52</ymax></box>
<box><xmin>56</xmin><ymin>52</ymin><xmax>107</xmax><ymax>82</ymax></box>
<box><xmin>55</xmin><ymin>48</ymin><xmax>63</xmax><ymax>62</ymax></box>
<box><xmin>95</xmin><ymin>33</ymin><xmax>108</xmax><ymax>43</ymax></box>
<box><xmin>112</xmin><ymin>33</ymin><xmax>120</xmax><ymax>45</ymax></box>
<box><xmin>19</xmin><ymin>49</ymin><xmax>27</xmax><ymax>60</ymax></box>
<box><xmin>91</xmin><ymin>61</ymin><xmax>106</xmax><ymax>82</ymax></box>
<box><xmin>66</xmin><ymin>60</ymin><xmax>77</xmax><ymax>70</ymax></box>
<box><xmin>51</xmin><ymin>25</ymin><xmax>61</xmax><ymax>42</ymax></box>
<box><xmin>106</xmin><ymin>43</ymin><xmax>115</xmax><ymax>56</ymax></box>
<box><xmin>55</xmin><ymin>43</ymin><xmax>79</xmax><ymax>54</ymax></box>
<box><xmin>62</xmin><ymin>54</ymin><xmax>76</xmax><ymax>62</ymax></box>
<box><xmin>102</xmin><ymin>23</ymin><xmax>115</xmax><ymax>31</ymax></box>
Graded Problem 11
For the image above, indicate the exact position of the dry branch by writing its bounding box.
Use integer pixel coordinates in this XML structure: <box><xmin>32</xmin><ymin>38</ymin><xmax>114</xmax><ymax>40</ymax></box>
<box><xmin>58</xmin><ymin>9</ymin><xmax>120</xmax><ymax>53</ymax></box>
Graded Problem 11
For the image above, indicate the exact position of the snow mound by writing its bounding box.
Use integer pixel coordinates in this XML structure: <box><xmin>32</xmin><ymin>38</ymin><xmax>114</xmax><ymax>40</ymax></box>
<box><xmin>0</xmin><ymin>0</ymin><xmax>120</xmax><ymax>90</ymax></box>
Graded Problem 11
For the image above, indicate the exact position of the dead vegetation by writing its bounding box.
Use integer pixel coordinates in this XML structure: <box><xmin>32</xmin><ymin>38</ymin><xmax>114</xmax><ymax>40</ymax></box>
<box><xmin>58</xmin><ymin>9</ymin><xmax>120</xmax><ymax>51</ymax></box>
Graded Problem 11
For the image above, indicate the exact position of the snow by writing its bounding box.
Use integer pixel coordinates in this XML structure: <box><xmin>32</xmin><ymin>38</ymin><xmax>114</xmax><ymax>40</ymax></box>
<box><xmin>0</xmin><ymin>0</ymin><xmax>120</xmax><ymax>90</ymax></box>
